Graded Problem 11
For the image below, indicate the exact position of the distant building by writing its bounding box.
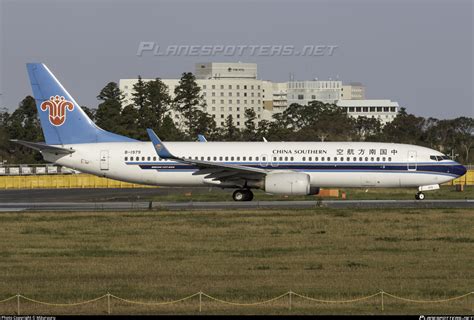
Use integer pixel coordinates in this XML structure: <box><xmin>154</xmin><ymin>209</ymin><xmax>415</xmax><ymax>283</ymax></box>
<box><xmin>341</xmin><ymin>83</ymin><xmax>365</xmax><ymax>100</ymax></box>
<box><xmin>120</xmin><ymin>62</ymin><xmax>269</xmax><ymax>129</ymax></box>
<box><xmin>287</xmin><ymin>80</ymin><xmax>342</xmax><ymax>106</ymax></box>
<box><xmin>120</xmin><ymin>62</ymin><xmax>398</xmax><ymax>128</ymax></box>
<box><xmin>336</xmin><ymin>99</ymin><xmax>399</xmax><ymax>125</ymax></box>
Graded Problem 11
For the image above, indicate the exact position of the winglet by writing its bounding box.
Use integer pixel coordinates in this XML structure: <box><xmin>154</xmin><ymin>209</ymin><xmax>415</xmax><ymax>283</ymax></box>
<box><xmin>197</xmin><ymin>134</ymin><xmax>207</xmax><ymax>142</ymax></box>
<box><xmin>146</xmin><ymin>129</ymin><xmax>175</xmax><ymax>159</ymax></box>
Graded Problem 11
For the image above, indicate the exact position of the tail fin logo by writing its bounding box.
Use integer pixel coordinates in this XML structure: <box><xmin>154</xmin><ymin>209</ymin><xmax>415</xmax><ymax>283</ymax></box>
<box><xmin>40</xmin><ymin>95</ymin><xmax>74</xmax><ymax>126</ymax></box>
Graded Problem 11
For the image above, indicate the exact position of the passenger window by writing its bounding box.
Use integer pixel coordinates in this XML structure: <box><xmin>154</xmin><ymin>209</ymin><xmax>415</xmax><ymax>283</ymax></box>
<box><xmin>237</xmin><ymin>157</ymin><xmax>240</xmax><ymax>161</ymax></box>
<box><xmin>334</xmin><ymin>157</ymin><xmax>337</xmax><ymax>161</ymax></box>
<box><xmin>290</xmin><ymin>157</ymin><xmax>294</xmax><ymax>161</ymax></box>
<box><xmin>302</xmin><ymin>157</ymin><xmax>306</xmax><ymax>161</ymax></box>
<box><xmin>340</xmin><ymin>157</ymin><xmax>343</xmax><ymax>161</ymax></box>
<box><xmin>243</xmin><ymin>156</ymin><xmax>246</xmax><ymax>161</ymax></box>
<box><xmin>207</xmin><ymin>157</ymin><xmax>210</xmax><ymax>161</ymax></box>
<box><xmin>231</xmin><ymin>156</ymin><xmax>234</xmax><ymax>161</ymax></box>
<box><xmin>353</xmin><ymin>157</ymin><xmax>356</xmax><ymax>161</ymax></box>
<box><xmin>346</xmin><ymin>157</ymin><xmax>350</xmax><ymax>161</ymax></box>
<box><xmin>376</xmin><ymin>157</ymin><xmax>380</xmax><ymax>162</ymax></box>
<box><xmin>219</xmin><ymin>156</ymin><xmax>223</xmax><ymax>161</ymax></box>
<box><xmin>382</xmin><ymin>157</ymin><xmax>386</xmax><ymax>161</ymax></box>
<box><xmin>256</xmin><ymin>157</ymin><xmax>259</xmax><ymax>161</ymax></box>
<box><xmin>314</xmin><ymin>157</ymin><xmax>318</xmax><ymax>161</ymax></box>
<box><xmin>262</xmin><ymin>156</ymin><xmax>266</xmax><ymax>161</ymax></box>
<box><xmin>249</xmin><ymin>157</ymin><xmax>253</xmax><ymax>161</ymax></box>
<box><xmin>388</xmin><ymin>157</ymin><xmax>392</xmax><ymax>161</ymax></box>
<box><xmin>365</xmin><ymin>157</ymin><xmax>368</xmax><ymax>161</ymax></box>
<box><xmin>279</xmin><ymin>157</ymin><xmax>283</xmax><ymax>161</ymax></box>
<box><xmin>146</xmin><ymin>156</ymin><xmax>150</xmax><ymax>161</ymax></box>
<box><xmin>225</xmin><ymin>156</ymin><xmax>229</xmax><ymax>161</ymax></box>
<box><xmin>153</xmin><ymin>156</ymin><xmax>157</xmax><ymax>161</ymax></box>
<box><xmin>321</xmin><ymin>157</ymin><xmax>325</xmax><ymax>161</ymax></box>
<box><xmin>284</xmin><ymin>157</ymin><xmax>288</xmax><ymax>161</ymax></box>
<box><xmin>142</xmin><ymin>157</ymin><xmax>145</xmax><ymax>161</ymax></box>
<box><xmin>273</xmin><ymin>157</ymin><xmax>277</xmax><ymax>161</ymax></box>
<box><xmin>370</xmin><ymin>157</ymin><xmax>374</xmax><ymax>161</ymax></box>
<box><xmin>359</xmin><ymin>157</ymin><xmax>363</xmax><ymax>161</ymax></box>
<box><xmin>124</xmin><ymin>157</ymin><xmax>128</xmax><ymax>161</ymax></box>
<box><xmin>213</xmin><ymin>156</ymin><xmax>217</xmax><ymax>161</ymax></box>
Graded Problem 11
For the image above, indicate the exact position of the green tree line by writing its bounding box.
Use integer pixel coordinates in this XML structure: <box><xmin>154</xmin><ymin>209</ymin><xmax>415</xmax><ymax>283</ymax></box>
<box><xmin>1</xmin><ymin>72</ymin><xmax>473</xmax><ymax>164</ymax></box>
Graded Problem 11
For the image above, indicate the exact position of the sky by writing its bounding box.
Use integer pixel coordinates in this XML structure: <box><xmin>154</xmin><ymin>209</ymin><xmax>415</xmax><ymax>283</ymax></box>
<box><xmin>0</xmin><ymin>0</ymin><xmax>472</xmax><ymax>119</ymax></box>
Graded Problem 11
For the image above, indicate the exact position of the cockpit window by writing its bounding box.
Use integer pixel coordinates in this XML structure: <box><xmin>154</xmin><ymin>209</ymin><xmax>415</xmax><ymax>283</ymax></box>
<box><xmin>431</xmin><ymin>155</ymin><xmax>451</xmax><ymax>161</ymax></box>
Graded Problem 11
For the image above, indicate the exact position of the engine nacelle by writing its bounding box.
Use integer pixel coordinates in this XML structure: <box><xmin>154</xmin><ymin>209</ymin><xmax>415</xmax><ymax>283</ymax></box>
<box><xmin>264</xmin><ymin>172</ymin><xmax>318</xmax><ymax>195</ymax></box>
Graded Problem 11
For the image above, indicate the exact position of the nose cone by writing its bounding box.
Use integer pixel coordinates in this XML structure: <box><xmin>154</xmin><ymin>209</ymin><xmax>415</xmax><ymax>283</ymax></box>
<box><xmin>453</xmin><ymin>163</ymin><xmax>467</xmax><ymax>177</ymax></box>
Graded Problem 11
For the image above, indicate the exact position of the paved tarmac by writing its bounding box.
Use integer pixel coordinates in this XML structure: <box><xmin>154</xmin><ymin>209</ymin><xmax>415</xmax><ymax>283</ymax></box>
<box><xmin>0</xmin><ymin>188</ymin><xmax>472</xmax><ymax>211</ymax></box>
<box><xmin>0</xmin><ymin>199</ymin><xmax>472</xmax><ymax>212</ymax></box>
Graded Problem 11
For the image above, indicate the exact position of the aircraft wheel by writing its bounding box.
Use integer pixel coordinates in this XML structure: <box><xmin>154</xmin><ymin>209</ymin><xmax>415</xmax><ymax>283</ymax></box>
<box><xmin>415</xmin><ymin>192</ymin><xmax>425</xmax><ymax>200</ymax></box>
<box><xmin>233</xmin><ymin>189</ymin><xmax>254</xmax><ymax>201</ymax></box>
<box><xmin>233</xmin><ymin>190</ymin><xmax>246</xmax><ymax>201</ymax></box>
<box><xmin>244</xmin><ymin>189</ymin><xmax>254</xmax><ymax>201</ymax></box>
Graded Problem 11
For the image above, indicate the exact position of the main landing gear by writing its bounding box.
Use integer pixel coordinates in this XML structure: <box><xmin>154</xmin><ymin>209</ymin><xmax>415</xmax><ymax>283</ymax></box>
<box><xmin>232</xmin><ymin>189</ymin><xmax>254</xmax><ymax>201</ymax></box>
<box><xmin>415</xmin><ymin>192</ymin><xmax>425</xmax><ymax>200</ymax></box>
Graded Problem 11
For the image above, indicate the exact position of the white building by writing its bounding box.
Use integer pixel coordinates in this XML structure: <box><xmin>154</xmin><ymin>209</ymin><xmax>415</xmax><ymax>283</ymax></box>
<box><xmin>341</xmin><ymin>83</ymin><xmax>365</xmax><ymax>100</ymax></box>
<box><xmin>120</xmin><ymin>62</ymin><xmax>399</xmax><ymax>129</ymax></box>
<box><xmin>336</xmin><ymin>99</ymin><xmax>399</xmax><ymax>125</ymax></box>
<box><xmin>120</xmin><ymin>62</ymin><xmax>270</xmax><ymax>129</ymax></box>
<box><xmin>287</xmin><ymin>80</ymin><xmax>342</xmax><ymax>106</ymax></box>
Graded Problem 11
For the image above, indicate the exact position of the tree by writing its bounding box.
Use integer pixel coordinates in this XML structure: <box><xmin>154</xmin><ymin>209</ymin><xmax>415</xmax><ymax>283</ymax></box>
<box><xmin>243</xmin><ymin>108</ymin><xmax>257</xmax><ymax>141</ymax></box>
<box><xmin>81</xmin><ymin>106</ymin><xmax>96</xmax><ymax>121</ymax></box>
<box><xmin>354</xmin><ymin>116</ymin><xmax>382</xmax><ymax>141</ymax></box>
<box><xmin>95</xmin><ymin>82</ymin><xmax>123</xmax><ymax>132</ymax></box>
<box><xmin>131</xmin><ymin>76</ymin><xmax>147</xmax><ymax>110</ymax></box>
<box><xmin>173</xmin><ymin>72</ymin><xmax>206</xmax><ymax>137</ymax></box>
<box><xmin>5</xmin><ymin>96</ymin><xmax>44</xmax><ymax>163</ymax></box>
<box><xmin>223</xmin><ymin>115</ymin><xmax>240</xmax><ymax>140</ymax></box>
<box><xmin>143</xmin><ymin>78</ymin><xmax>172</xmax><ymax>128</ymax></box>
<box><xmin>380</xmin><ymin>108</ymin><xmax>425</xmax><ymax>144</ymax></box>
<box><xmin>452</xmin><ymin>117</ymin><xmax>474</xmax><ymax>163</ymax></box>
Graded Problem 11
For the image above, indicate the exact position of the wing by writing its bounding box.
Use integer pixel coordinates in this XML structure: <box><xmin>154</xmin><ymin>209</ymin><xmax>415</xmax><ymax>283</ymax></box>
<box><xmin>146</xmin><ymin>129</ymin><xmax>267</xmax><ymax>186</ymax></box>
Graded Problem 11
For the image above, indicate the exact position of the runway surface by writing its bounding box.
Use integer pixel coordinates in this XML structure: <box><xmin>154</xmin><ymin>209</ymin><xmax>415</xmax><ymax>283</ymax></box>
<box><xmin>0</xmin><ymin>199</ymin><xmax>473</xmax><ymax>211</ymax></box>
<box><xmin>0</xmin><ymin>188</ymin><xmax>472</xmax><ymax>211</ymax></box>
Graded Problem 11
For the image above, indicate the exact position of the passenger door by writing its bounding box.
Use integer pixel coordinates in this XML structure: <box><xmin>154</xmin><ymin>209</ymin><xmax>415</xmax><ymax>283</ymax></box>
<box><xmin>407</xmin><ymin>150</ymin><xmax>417</xmax><ymax>171</ymax></box>
<box><xmin>100</xmin><ymin>150</ymin><xmax>109</xmax><ymax>171</ymax></box>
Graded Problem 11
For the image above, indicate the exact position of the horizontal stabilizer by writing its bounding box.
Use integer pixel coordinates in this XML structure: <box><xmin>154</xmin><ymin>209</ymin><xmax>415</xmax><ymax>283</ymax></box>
<box><xmin>10</xmin><ymin>140</ymin><xmax>75</xmax><ymax>154</ymax></box>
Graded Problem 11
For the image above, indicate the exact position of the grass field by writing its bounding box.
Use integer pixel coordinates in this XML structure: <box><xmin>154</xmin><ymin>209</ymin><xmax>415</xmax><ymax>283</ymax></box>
<box><xmin>0</xmin><ymin>208</ymin><xmax>472</xmax><ymax>315</ymax></box>
<box><xmin>150</xmin><ymin>185</ymin><xmax>474</xmax><ymax>202</ymax></box>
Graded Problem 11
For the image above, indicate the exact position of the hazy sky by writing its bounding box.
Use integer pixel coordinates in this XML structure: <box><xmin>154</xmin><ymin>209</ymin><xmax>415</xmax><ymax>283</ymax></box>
<box><xmin>1</xmin><ymin>0</ymin><xmax>472</xmax><ymax>119</ymax></box>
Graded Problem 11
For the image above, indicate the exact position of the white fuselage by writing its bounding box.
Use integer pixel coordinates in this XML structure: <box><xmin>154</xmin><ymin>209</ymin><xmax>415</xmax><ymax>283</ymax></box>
<box><xmin>43</xmin><ymin>141</ymin><xmax>461</xmax><ymax>189</ymax></box>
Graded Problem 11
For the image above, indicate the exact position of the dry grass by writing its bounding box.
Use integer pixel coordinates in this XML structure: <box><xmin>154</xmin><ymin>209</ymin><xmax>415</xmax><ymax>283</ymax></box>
<box><xmin>0</xmin><ymin>208</ymin><xmax>472</xmax><ymax>314</ymax></box>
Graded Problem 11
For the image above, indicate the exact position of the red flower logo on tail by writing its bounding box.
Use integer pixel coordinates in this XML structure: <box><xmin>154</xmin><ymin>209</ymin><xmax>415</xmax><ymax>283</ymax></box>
<box><xmin>40</xmin><ymin>95</ymin><xmax>74</xmax><ymax>126</ymax></box>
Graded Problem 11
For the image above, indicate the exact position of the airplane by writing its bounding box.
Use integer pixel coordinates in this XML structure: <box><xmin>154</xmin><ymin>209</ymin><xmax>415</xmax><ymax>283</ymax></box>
<box><xmin>13</xmin><ymin>63</ymin><xmax>467</xmax><ymax>201</ymax></box>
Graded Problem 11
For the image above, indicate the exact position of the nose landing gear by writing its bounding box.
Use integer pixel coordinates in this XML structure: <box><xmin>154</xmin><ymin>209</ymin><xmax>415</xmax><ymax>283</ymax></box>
<box><xmin>415</xmin><ymin>192</ymin><xmax>425</xmax><ymax>200</ymax></box>
<box><xmin>232</xmin><ymin>189</ymin><xmax>254</xmax><ymax>201</ymax></box>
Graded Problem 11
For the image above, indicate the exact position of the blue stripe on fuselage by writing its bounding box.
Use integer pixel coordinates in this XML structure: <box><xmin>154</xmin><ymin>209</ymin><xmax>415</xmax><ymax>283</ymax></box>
<box><xmin>125</xmin><ymin>161</ymin><xmax>464</xmax><ymax>177</ymax></box>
